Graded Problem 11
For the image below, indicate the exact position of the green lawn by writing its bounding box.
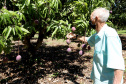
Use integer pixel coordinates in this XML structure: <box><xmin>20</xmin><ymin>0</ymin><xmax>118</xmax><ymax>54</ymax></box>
<box><xmin>117</xmin><ymin>30</ymin><xmax>126</xmax><ymax>35</ymax></box>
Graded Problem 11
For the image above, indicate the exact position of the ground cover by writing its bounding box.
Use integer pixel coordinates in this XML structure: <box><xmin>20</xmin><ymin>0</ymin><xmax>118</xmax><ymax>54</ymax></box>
<box><xmin>0</xmin><ymin>35</ymin><xmax>126</xmax><ymax>84</ymax></box>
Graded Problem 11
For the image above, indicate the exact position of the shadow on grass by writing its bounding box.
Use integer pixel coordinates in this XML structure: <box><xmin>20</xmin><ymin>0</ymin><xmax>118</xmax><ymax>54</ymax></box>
<box><xmin>0</xmin><ymin>43</ymin><xmax>92</xmax><ymax>84</ymax></box>
<box><xmin>1</xmin><ymin>36</ymin><xmax>125</xmax><ymax>84</ymax></box>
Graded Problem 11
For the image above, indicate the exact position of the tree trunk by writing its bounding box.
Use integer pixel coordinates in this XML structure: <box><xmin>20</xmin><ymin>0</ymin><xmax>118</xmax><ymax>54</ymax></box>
<box><xmin>23</xmin><ymin>25</ymin><xmax>47</xmax><ymax>56</ymax></box>
<box><xmin>35</xmin><ymin>25</ymin><xmax>47</xmax><ymax>50</ymax></box>
<box><xmin>23</xmin><ymin>31</ymin><xmax>36</xmax><ymax>56</ymax></box>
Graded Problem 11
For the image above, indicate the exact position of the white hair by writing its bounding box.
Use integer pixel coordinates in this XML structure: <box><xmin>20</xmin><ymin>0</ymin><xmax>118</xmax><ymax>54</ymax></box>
<box><xmin>92</xmin><ymin>7</ymin><xmax>110</xmax><ymax>22</ymax></box>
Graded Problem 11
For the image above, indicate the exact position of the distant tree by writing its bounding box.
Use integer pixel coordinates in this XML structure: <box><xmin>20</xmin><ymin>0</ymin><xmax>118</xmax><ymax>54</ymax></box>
<box><xmin>110</xmin><ymin>0</ymin><xmax>126</xmax><ymax>29</ymax></box>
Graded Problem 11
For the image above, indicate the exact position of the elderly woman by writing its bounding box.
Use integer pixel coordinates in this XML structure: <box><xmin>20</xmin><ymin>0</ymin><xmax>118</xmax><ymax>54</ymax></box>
<box><xmin>66</xmin><ymin>7</ymin><xmax>125</xmax><ymax>84</ymax></box>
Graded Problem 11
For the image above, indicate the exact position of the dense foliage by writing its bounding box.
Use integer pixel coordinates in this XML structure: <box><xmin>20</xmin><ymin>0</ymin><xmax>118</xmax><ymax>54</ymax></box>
<box><xmin>0</xmin><ymin>0</ymin><xmax>124</xmax><ymax>55</ymax></box>
<box><xmin>110</xmin><ymin>0</ymin><xmax>126</xmax><ymax>29</ymax></box>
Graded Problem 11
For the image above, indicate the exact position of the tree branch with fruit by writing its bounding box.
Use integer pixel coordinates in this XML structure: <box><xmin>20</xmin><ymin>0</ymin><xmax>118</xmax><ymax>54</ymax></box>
<box><xmin>66</xmin><ymin>27</ymin><xmax>91</xmax><ymax>56</ymax></box>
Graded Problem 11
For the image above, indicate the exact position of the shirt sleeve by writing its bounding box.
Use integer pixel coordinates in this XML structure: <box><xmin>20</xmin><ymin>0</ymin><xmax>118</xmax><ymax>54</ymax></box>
<box><xmin>106</xmin><ymin>36</ymin><xmax>125</xmax><ymax>70</ymax></box>
<box><xmin>87</xmin><ymin>33</ymin><xmax>96</xmax><ymax>47</ymax></box>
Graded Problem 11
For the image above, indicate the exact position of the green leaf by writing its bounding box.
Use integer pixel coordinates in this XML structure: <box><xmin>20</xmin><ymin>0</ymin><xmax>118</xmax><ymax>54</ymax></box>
<box><xmin>0</xmin><ymin>45</ymin><xmax>3</xmax><ymax>54</ymax></box>
<box><xmin>47</xmin><ymin>23</ymin><xmax>54</xmax><ymax>32</ymax></box>
<box><xmin>3</xmin><ymin>46</ymin><xmax>12</xmax><ymax>54</ymax></box>
<box><xmin>18</xmin><ymin>34</ymin><xmax>22</xmax><ymax>39</ymax></box>
<box><xmin>51</xmin><ymin>27</ymin><xmax>58</xmax><ymax>37</ymax></box>
<box><xmin>37</xmin><ymin>1</ymin><xmax>45</xmax><ymax>7</ymax></box>
<box><xmin>5</xmin><ymin>26</ymin><xmax>12</xmax><ymax>39</ymax></box>
<box><xmin>16</xmin><ymin>26</ymin><xmax>22</xmax><ymax>34</ymax></box>
<box><xmin>15</xmin><ymin>26</ymin><xmax>19</xmax><ymax>34</ymax></box>
<box><xmin>12</xmin><ymin>28</ymin><xmax>15</xmax><ymax>35</ymax></box>
<box><xmin>25</xmin><ymin>0</ymin><xmax>30</xmax><ymax>6</ymax></box>
<box><xmin>2</xmin><ymin>27</ymin><xmax>8</xmax><ymax>35</ymax></box>
<box><xmin>21</xmin><ymin>27</ymin><xmax>30</xmax><ymax>33</ymax></box>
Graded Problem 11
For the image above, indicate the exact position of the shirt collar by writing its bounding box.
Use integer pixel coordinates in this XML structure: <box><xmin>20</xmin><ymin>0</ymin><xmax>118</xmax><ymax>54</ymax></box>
<box><xmin>96</xmin><ymin>24</ymin><xmax>107</xmax><ymax>39</ymax></box>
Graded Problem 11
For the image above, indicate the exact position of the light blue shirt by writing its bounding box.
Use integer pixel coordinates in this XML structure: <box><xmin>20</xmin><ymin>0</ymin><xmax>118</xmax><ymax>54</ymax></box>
<box><xmin>87</xmin><ymin>24</ymin><xmax>125</xmax><ymax>84</ymax></box>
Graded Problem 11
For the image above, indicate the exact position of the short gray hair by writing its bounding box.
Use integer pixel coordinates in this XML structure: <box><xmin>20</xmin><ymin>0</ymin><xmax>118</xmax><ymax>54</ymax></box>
<box><xmin>92</xmin><ymin>7</ymin><xmax>110</xmax><ymax>22</ymax></box>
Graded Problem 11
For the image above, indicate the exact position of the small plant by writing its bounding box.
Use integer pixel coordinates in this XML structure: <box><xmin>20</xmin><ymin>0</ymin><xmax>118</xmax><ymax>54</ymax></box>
<box><xmin>51</xmin><ymin>72</ymin><xmax>59</xmax><ymax>77</ymax></box>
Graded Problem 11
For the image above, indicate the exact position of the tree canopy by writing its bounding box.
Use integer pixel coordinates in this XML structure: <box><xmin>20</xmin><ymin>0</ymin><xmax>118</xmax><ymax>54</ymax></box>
<box><xmin>0</xmin><ymin>0</ymin><xmax>125</xmax><ymax>55</ymax></box>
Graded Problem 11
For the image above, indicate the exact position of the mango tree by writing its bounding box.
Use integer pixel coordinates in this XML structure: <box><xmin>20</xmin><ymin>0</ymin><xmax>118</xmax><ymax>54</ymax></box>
<box><xmin>0</xmin><ymin>0</ymin><xmax>114</xmax><ymax>57</ymax></box>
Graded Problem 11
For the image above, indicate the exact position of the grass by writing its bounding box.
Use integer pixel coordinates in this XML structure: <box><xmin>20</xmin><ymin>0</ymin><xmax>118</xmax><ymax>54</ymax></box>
<box><xmin>43</xmin><ymin>37</ymin><xmax>67</xmax><ymax>46</ymax></box>
<box><xmin>117</xmin><ymin>30</ymin><xmax>126</xmax><ymax>35</ymax></box>
<box><xmin>125</xmin><ymin>60</ymin><xmax>126</xmax><ymax>73</ymax></box>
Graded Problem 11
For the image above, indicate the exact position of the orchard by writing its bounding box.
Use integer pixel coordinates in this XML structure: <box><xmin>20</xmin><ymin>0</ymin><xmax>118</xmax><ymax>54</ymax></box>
<box><xmin>0</xmin><ymin>0</ymin><xmax>126</xmax><ymax>84</ymax></box>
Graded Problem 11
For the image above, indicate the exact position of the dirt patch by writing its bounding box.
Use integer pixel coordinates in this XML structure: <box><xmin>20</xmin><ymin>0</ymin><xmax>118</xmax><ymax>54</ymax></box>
<box><xmin>0</xmin><ymin>35</ymin><xmax>126</xmax><ymax>84</ymax></box>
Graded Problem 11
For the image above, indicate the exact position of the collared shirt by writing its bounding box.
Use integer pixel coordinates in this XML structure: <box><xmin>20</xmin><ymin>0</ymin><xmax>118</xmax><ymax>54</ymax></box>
<box><xmin>87</xmin><ymin>24</ymin><xmax>125</xmax><ymax>84</ymax></box>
